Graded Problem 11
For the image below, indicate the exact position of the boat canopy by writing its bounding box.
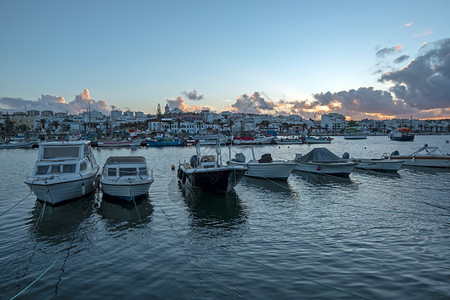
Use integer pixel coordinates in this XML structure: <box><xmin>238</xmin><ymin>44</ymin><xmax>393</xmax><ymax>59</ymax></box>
<box><xmin>105</xmin><ymin>156</ymin><xmax>147</xmax><ymax>164</ymax></box>
<box><xmin>295</xmin><ymin>148</ymin><xmax>346</xmax><ymax>163</ymax></box>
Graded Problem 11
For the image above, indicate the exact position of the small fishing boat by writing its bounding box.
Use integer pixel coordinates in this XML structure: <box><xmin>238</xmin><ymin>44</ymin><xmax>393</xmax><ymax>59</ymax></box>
<box><xmin>304</xmin><ymin>136</ymin><xmax>332</xmax><ymax>144</ymax></box>
<box><xmin>100</xmin><ymin>156</ymin><xmax>154</xmax><ymax>201</ymax></box>
<box><xmin>382</xmin><ymin>144</ymin><xmax>450</xmax><ymax>168</ymax></box>
<box><xmin>97</xmin><ymin>139</ymin><xmax>142</xmax><ymax>147</ymax></box>
<box><xmin>341</xmin><ymin>153</ymin><xmax>404</xmax><ymax>171</ymax></box>
<box><xmin>178</xmin><ymin>136</ymin><xmax>246</xmax><ymax>195</ymax></box>
<box><xmin>229</xmin><ymin>149</ymin><xmax>297</xmax><ymax>180</ymax></box>
<box><xmin>25</xmin><ymin>141</ymin><xmax>100</xmax><ymax>205</ymax></box>
<box><xmin>344</xmin><ymin>127</ymin><xmax>367</xmax><ymax>139</ymax></box>
<box><xmin>294</xmin><ymin>148</ymin><xmax>357</xmax><ymax>177</ymax></box>
<box><xmin>389</xmin><ymin>128</ymin><xmax>415</xmax><ymax>141</ymax></box>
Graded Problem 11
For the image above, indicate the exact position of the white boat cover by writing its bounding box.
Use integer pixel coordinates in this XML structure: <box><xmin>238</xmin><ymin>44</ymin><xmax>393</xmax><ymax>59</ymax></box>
<box><xmin>295</xmin><ymin>148</ymin><xmax>346</xmax><ymax>163</ymax></box>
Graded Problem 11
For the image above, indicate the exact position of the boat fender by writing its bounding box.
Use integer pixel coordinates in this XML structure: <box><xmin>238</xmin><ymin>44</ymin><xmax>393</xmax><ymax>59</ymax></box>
<box><xmin>171</xmin><ymin>165</ymin><xmax>175</xmax><ymax>171</ymax></box>
<box><xmin>317</xmin><ymin>166</ymin><xmax>321</xmax><ymax>171</ymax></box>
<box><xmin>177</xmin><ymin>168</ymin><xmax>182</xmax><ymax>179</ymax></box>
<box><xmin>81</xmin><ymin>182</ymin><xmax>86</xmax><ymax>195</ymax></box>
<box><xmin>182</xmin><ymin>173</ymin><xmax>186</xmax><ymax>184</ymax></box>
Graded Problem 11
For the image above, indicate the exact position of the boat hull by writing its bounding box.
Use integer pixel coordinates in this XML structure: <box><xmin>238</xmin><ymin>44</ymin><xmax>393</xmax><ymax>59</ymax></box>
<box><xmin>100</xmin><ymin>180</ymin><xmax>154</xmax><ymax>201</ymax></box>
<box><xmin>97</xmin><ymin>141</ymin><xmax>142</xmax><ymax>147</ymax></box>
<box><xmin>304</xmin><ymin>137</ymin><xmax>331</xmax><ymax>144</ymax></box>
<box><xmin>389</xmin><ymin>135</ymin><xmax>414</xmax><ymax>141</ymax></box>
<box><xmin>178</xmin><ymin>166</ymin><xmax>246</xmax><ymax>195</ymax></box>
<box><xmin>146</xmin><ymin>140</ymin><xmax>184</xmax><ymax>147</ymax></box>
<box><xmin>0</xmin><ymin>141</ymin><xmax>35</xmax><ymax>149</ymax></box>
<box><xmin>294</xmin><ymin>162</ymin><xmax>356</xmax><ymax>177</ymax></box>
<box><xmin>388</xmin><ymin>156</ymin><xmax>450</xmax><ymax>168</ymax></box>
<box><xmin>352</xmin><ymin>159</ymin><xmax>404</xmax><ymax>171</ymax></box>
<box><xmin>230</xmin><ymin>161</ymin><xmax>296</xmax><ymax>180</ymax></box>
<box><xmin>25</xmin><ymin>174</ymin><xmax>98</xmax><ymax>205</ymax></box>
<box><xmin>343</xmin><ymin>135</ymin><xmax>367</xmax><ymax>139</ymax></box>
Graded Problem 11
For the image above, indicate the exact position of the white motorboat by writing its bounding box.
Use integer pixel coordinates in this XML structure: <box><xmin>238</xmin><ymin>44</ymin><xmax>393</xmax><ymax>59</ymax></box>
<box><xmin>389</xmin><ymin>128</ymin><xmax>415</xmax><ymax>141</ymax></box>
<box><xmin>341</xmin><ymin>153</ymin><xmax>404</xmax><ymax>171</ymax></box>
<box><xmin>229</xmin><ymin>149</ymin><xmax>297</xmax><ymax>180</ymax></box>
<box><xmin>100</xmin><ymin>156</ymin><xmax>154</xmax><ymax>201</ymax></box>
<box><xmin>382</xmin><ymin>144</ymin><xmax>450</xmax><ymax>168</ymax></box>
<box><xmin>97</xmin><ymin>139</ymin><xmax>142</xmax><ymax>147</ymax></box>
<box><xmin>25</xmin><ymin>141</ymin><xmax>100</xmax><ymax>205</ymax></box>
<box><xmin>274</xmin><ymin>136</ymin><xmax>305</xmax><ymax>144</ymax></box>
<box><xmin>178</xmin><ymin>136</ymin><xmax>246</xmax><ymax>195</ymax></box>
<box><xmin>294</xmin><ymin>148</ymin><xmax>357</xmax><ymax>177</ymax></box>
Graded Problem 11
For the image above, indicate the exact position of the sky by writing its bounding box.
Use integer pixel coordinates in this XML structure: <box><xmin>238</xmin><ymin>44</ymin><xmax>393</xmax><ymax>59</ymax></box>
<box><xmin>1</xmin><ymin>0</ymin><xmax>450</xmax><ymax>120</ymax></box>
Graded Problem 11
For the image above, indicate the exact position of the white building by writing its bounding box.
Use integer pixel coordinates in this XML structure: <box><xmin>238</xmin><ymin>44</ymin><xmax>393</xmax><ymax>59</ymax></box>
<box><xmin>321</xmin><ymin>113</ymin><xmax>346</xmax><ymax>133</ymax></box>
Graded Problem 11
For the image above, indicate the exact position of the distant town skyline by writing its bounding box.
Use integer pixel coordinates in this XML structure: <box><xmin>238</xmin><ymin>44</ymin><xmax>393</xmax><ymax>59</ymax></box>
<box><xmin>1</xmin><ymin>0</ymin><xmax>449</xmax><ymax>120</ymax></box>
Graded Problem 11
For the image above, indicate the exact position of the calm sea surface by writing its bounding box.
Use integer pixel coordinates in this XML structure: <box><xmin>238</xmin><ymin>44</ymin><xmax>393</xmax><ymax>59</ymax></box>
<box><xmin>1</xmin><ymin>135</ymin><xmax>450</xmax><ymax>299</ymax></box>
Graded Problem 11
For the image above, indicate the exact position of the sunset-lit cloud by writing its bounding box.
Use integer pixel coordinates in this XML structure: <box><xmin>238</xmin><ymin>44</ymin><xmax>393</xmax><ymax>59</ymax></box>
<box><xmin>401</xmin><ymin>22</ymin><xmax>413</xmax><ymax>28</ymax></box>
<box><xmin>166</xmin><ymin>96</ymin><xmax>213</xmax><ymax>112</ymax></box>
<box><xmin>0</xmin><ymin>89</ymin><xmax>109</xmax><ymax>115</ymax></box>
<box><xmin>414</xmin><ymin>29</ymin><xmax>433</xmax><ymax>38</ymax></box>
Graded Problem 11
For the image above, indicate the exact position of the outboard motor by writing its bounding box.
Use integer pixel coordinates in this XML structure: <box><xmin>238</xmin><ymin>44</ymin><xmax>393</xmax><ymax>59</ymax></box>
<box><xmin>258</xmin><ymin>153</ymin><xmax>273</xmax><ymax>163</ymax></box>
<box><xmin>342</xmin><ymin>152</ymin><xmax>350</xmax><ymax>159</ymax></box>
<box><xmin>190</xmin><ymin>155</ymin><xmax>199</xmax><ymax>168</ymax></box>
<box><xmin>391</xmin><ymin>150</ymin><xmax>399</xmax><ymax>156</ymax></box>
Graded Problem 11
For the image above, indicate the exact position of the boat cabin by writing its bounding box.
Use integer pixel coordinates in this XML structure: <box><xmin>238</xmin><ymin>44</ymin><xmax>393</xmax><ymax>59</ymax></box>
<box><xmin>102</xmin><ymin>156</ymin><xmax>149</xmax><ymax>179</ymax></box>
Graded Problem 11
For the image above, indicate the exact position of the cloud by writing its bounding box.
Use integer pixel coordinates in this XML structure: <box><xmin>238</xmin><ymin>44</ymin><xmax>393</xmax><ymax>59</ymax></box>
<box><xmin>376</xmin><ymin>45</ymin><xmax>405</xmax><ymax>58</ymax></box>
<box><xmin>380</xmin><ymin>38</ymin><xmax>450</xmax><ymax>110</ymax></box>
<box><xmin>393</xmin><ymin>54</ymin><xmax>410</xmax><ymax>64</ymax></box>
<box><xmin>166</xmin><ymin>97</ymin><xmax>213</xmax><ymax>112</ymax></box>
<box><xmin>0</xmin><ymin>88</ymin><xmax>109</xmax><ymax>115</ymax></box>
<box><xmin>401</xmin><ymin>22</ymin><xmax>414</xmax><ymax>28</ymax></box>
<box><xmin>414</xmin><ymin>29</ymin><xmax>433</xmax><ymax>38</ymax></box>
<box><xmin>231</xmin><ymin>92</ymin><xmax>276</xmax><ymax>114</ymax></box>
<box><xmin>182</xmin><ymin>90</ymin><xmax>204</xmax><ymax>101</ymax></box>
<box><xmin>420</xmin><ymin>42</ymin><xmax>428</xmax><ymax>49</ymax></box>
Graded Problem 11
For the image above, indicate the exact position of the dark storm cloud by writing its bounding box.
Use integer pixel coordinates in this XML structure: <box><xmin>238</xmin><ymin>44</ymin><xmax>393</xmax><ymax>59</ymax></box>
<box><xmin>313</xmin><ymin>87</ymin><xmax>412</xmax><ymax>115</ymax></box>
<box><xmin>182</xmin><ymin>90</ymin><xmax>204</xmax><ymax>101</ymax></box>
<box><xmin>231</xmin><ymin>92</ymin><xmax>276</xmax><ymax>114</ymax></box>
<box><xmin>393</xmin><ymin>54</ymin><xmax>410</xmax><ymax>64</ymax></box>
<box><xmin>380</xmin><ymin>38</ymin><xmax>450</xmax><ymax>110</ymax></box>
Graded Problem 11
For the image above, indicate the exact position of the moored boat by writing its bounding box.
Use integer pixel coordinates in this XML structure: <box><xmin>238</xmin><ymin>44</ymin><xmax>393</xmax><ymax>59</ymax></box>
<box><xmin>389</xmin><ymin>128</ymin><xmax>415</xmax><ymax>141</ymax></box>
<box><xmin>146</xmin><ymin>137</ymin><xmax>185</xmax><ymax>147</ymax></box>
<box><xmin>274</xmin><ymin>136</ymin><xmax>305</xmax><ymax>144</ymax></box>
<box><xmin>382</xmin><ymin>144</ymin><xmax>450</xmax><ymax>168</ymax></box>
<box><xmin>294</xmin><ymin>147</ymin><xmax>357</xmax><ymax>177</ymax></box>
<box><xmin>0</xmin><ymin>141</ymin><xmax>35</xmax><ymax>149</ymax></box>
<box><xmin>100</xmin><ymin>156</ymin><xmax>154</xmax><ymax>201</ymax></box>
<box><xmin>25</xmin><ymin>141</ymin><xmax>100</xmax><ymax>205</ymax></box>
<box><xmin>178</xmin><ymin>136</ymin><xmax>246</xmax><ymax>195</ymax></box>
<box><xmin>97</xmin><ymin>139</ymin><xmax>142</xmax><ymax>147</ymax></box>
<box><xmin>229</xmin><ymin>149</ymin><xmax>297</xmax><ymax>180</ymax></box>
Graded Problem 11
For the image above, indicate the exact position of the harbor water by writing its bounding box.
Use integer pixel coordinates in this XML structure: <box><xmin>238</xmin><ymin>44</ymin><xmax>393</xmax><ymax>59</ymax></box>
<box><xmin>1</xmin><ymin>135</ymin><xmax>449</xmax><ymax>299</ymax></box>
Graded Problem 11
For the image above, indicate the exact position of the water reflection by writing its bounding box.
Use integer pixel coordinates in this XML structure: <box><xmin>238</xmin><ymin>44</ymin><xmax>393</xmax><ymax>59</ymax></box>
<box><xmin>29</xmin><ymin>193</ymin><xmax>95</xmax><ymax>244</ymax></box>
<box><xmin>353</xmin><ymin>168</ymin><xmax>401</xmax><ymax>179</ymax></box>
<box><xmin>98</xmin><ymin>195</ymin><xmax>153</xmax><ymax>231</ymax></box>
<box><xmin>182</xmin><ymin>187</ymin><xmax>247</xmax><ymax>227</ymax></box>
<box><xmin>240</xmin><ymin>176</ymin><xmax>293</xmax><ymax>194</ymax></box>
<box><xmin>292</xmin><ymin>170</ymin><xmax>354</xmax><ymax>186</ymax></box>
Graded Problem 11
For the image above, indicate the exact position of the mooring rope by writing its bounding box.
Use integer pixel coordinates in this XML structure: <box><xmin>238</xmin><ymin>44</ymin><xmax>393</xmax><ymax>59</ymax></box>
<box><xmin>0</xmin><ymin>191</ymin><xmax>32</xmax><ymax>217</ymax></box>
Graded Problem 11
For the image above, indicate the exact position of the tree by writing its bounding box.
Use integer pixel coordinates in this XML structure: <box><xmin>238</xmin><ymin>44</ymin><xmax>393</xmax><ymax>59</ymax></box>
<box><xmin>40</xmin><ymin>119</ymin><xmax>46</xmax><ymax>130</ymax></box>
<box><xmin>157</xmin><ymin>104</ymin><xmax>162</xmax><ymax>121</ymax></box>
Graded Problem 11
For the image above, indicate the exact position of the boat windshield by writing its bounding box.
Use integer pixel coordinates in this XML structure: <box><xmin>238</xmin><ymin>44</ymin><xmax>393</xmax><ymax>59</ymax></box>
<box><xmin>43</xmin><ymin>146</ymin><xmax>79</xmax><ymax>159</ymax></box>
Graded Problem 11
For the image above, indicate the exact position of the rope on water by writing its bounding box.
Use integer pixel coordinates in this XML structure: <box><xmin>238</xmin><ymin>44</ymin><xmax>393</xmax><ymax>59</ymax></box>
<box><xmin>0</xmin><ymin>191</ymin><xmax>33</xmax><ymax>217</ymax></box>
<box><xmin>10</xmin><ymin>257</ymin><xmax>61</xmax><ymax>300</ymax></box>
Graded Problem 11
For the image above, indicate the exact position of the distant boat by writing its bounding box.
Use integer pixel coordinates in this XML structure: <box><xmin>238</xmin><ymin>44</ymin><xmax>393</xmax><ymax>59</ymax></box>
<box><xmin>233</xmin><ymin>134</ymin><xmax>275</xmax><ymax>145</ymax></box>
<box><xmin>344</xmin><ymin>127</ymin><xmax>367</xmax><ymax>139</ymax></box>
<box><xmin>294</xmin><ymin>148</ymin><xmax>357</xmax><ymax>177</ymax></box>
<box><xmin>274</xmin><ymin>136</ymin><xmax>305</xmax><ymax>144</ymax></box>
<box><xmin>383</xmin><ymin>144</ymin><xmax>450</xmax><ymax>168</ymax></box>
<box><xmin>146</xmin><ymin>137</ymin><xmax>185</xmax><ymax>147</ymax></box>
<box><xmin>389</xmin><ymin>128</ymin><xmax>415</xmax><ymax>141</ymax></box>
<box><xmin>0</xmin><ymin>141</ymin><xmax>35</xmax><ymax>149</ymax></box>
<box><xmin>100</xmin><ymin>156</ymin><xmax>154</xmax><ymax>201</ymax></box>
<box><xmin>178</xmin><ymin>136</ymin><xmax>246</xmax><ymax>195</ymax></box>
<box><xmin>229</xmin><ymin>148</ymin><xmax>297</xmax><ymax>180</ymax></box>
<box><xmin>25</xmin><ymin>141</ymin><xmax>99</xmax><ymax>205</ymax></box>
<box><xmin>304</xmin><ymin>136</ymin><xmax>332</xmax><ymax>144</ymax></box>
<box><xmin>97</xmin><ymin>139</ymin><xmax>142</xmax><ymax>147</ymax></box>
